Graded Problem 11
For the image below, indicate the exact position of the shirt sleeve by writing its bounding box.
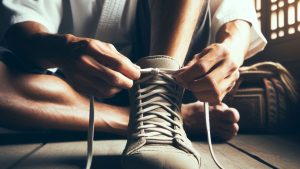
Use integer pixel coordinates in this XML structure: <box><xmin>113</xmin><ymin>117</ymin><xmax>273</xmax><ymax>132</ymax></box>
<box><xmin>210</xmin><ymin>0</ymin><xmax>267</xmax><ymax>59</ymax></box>
<box><xmin>2</xmin><ymin>0</ymin><xmax>63</xmax><ymax>34</ymax></box>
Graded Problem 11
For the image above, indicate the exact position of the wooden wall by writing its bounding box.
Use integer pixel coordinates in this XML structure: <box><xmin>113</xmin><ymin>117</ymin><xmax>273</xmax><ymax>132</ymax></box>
<box><xmin>246</xmin><ymin>0</ymin><xmax>300</xmax><ymax>132</ymax></box>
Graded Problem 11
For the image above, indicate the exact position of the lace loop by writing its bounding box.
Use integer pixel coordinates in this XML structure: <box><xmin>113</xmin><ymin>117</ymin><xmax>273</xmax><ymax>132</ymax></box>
<box><xmin>133</xmin><ymin>68</ymin><xmax>183</xmax><ymax>141</ymax></box>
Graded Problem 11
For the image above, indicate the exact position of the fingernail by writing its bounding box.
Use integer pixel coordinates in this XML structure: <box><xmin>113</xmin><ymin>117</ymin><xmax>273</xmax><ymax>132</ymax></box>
<box><xmin>134</xmin><ymin>64</ymin><xmax>141</xmax><ymax>70</ymax></box>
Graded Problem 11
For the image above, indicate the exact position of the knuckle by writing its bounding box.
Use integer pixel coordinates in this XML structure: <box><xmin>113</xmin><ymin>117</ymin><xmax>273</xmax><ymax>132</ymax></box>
<box><xmin>110</xmin><ymin>76</ymin><xmax>122</xmax><ymax>87</ymax></box>
<box><xmin>222</xmin><ymin>46</ymin><xmax>230</xmax><ymax>56</ymax></box>
<box><xmin>230</xmin><ymin>61</ymin><xmax>239</xmax><ymax>70</ymax></box>
<box><xmin>106</xmin><ymin>43</ymin><xmax>115</xmax><ymax>49</ymax></box>
<box><xmin>207</xmin><ymin>75</ymin><xmax>219</xmax><ymax>92</ymax></box>
<box><xmin>196</xmin><ymin>61</ymin><xmax>208</xmax><ymax>73</ymax></box>
<box><xmin>111</xmin><ymin>60</ymin><xmax>123</xmax><ymax>71</ymax></box>
<box><xmin>63</xmin><ymin>34</ymin><xmax>76</xmax><ymax>41</ymax></box>
<box><xmin>213</xmin><ymin>43</ymin><xmax>222</xmax><ymax>49</ymax></box>
<box><xmin>86</xmin><ymin>39</ymin><xmax>97</xmax><ymax>49</ymax></box>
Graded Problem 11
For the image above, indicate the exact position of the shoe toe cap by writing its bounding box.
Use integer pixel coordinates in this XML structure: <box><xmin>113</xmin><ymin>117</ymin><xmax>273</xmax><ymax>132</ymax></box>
<box><xmin>122</xmin><ymin>145</ymin><xmax>199</xmax><ymax>169</ymax></box>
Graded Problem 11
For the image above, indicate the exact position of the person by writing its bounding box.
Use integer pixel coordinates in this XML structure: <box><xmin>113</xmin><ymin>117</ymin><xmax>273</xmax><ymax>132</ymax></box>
<box><xmin>0</xmin><ymin>0</ymin><xmax>266</xmax><ymax>168</ymax></box>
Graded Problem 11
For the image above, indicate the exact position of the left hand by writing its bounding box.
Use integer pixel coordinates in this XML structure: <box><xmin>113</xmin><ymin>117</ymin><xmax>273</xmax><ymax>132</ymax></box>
<box><xmin>175</xmin><ymin>43</ymin><xmax>243</xmax><ymax>105</ymax></box>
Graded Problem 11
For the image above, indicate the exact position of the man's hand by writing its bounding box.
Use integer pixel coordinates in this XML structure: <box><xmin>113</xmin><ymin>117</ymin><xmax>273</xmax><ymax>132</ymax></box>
<box><xmin>59</xmin><ymin>34</ymin><xmax>141</xmax><ymax>98</ymax></box>
<box><xmin>5</xmin><ymin>22</ymin><xmax>140</xmax><ymax>98</ymax></box>
<box><xmin>175</xmin><ymin>43</ymin><xmax>242</xmax><ymax>105</ymax></box>
<box><xmin>175</xmin><ymin>20</ymin><xmax>251</xmax><ymax>105</ymax></box>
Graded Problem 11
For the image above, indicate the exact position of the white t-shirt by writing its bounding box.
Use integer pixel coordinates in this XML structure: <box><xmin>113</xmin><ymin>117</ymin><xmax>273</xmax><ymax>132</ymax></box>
<box><xmin>1</xmin><ymin>0</ymin><xmax>267</xmax><ymax>59</ymax></box>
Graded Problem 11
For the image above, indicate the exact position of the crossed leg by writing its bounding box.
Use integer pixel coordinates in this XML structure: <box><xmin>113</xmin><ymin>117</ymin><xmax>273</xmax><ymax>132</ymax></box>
<box><xmin>0</xmin><ymin>57</ymin><xmax>238</xmax><ymax>141</ymax></box>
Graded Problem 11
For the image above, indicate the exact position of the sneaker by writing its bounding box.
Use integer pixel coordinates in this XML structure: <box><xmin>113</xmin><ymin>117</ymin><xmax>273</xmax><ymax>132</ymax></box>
<box><xmin>122</xmin><ymin>55</ymin><xmax>200</xmax><ymax>169</ymax></box>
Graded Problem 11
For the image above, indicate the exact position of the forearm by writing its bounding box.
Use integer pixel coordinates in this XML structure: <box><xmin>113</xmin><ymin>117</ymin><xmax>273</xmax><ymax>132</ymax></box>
<box><xmin>216</xmin><ymin>20</ymin><xmax>251</xmax><ymax>66</ymax></box>
<box><xmin>4</xmin><ymin>21</ymin><xmax>69</xmax><ymax>69</ymax></box>
<box><xmin>149</xmin><ymin>0</ymin><xmax>205</xmax><ymax>64</ymax></box>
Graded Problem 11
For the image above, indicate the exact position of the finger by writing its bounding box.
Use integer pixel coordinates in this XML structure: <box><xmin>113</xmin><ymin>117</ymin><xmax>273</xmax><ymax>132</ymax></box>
<box><xmin>66</xmin><ymin>73</ymin><xmax>121</xmax><ymax>98</ymax></box>
<box><xmin>193</xmin><ymin>90</ymin><xmax>222</xmax><ymax>105</ymax></box>
<box><xmin>184</xmin><ymin>63</ymin><xmax>230</xmax><ymax>93</ymax></box>
<box><xmin>208</xmin><ymin>60</ymin><xmax>237</xmax><ymax>83</ymax></box>
<box><xmin>175</xmin><ymin>47</ymin><xmax>224</xmax><ymax>84</ymax></box>
<box><xmin>185</xmin><ymin>73</ymin><xmax>219</xmax><ymax>92</ymax></box>
<box><xmin>186</xmin><ymin>60</ymin><xmax>237</xmax><ymax>95</ymax></box>
<box><xmin>211</xmin><ymin>103</ymin><xmax>229</xmax><ymax>111</ymax></box>
<box><xmin>84</xmin><ymin>73</ymin><xmax>122</xmax><ymax>97</ymax></box>
<box><xmin>85</xmin><ymin>41</ymin><xmax>140</xmax><ymax>80</ymax></box>
<box><xmin>219</xmin><ymin>70</ymin><xmax>240</xmax><ymax>93</ymax></box>
<box><xmin>79</xmin><ymin>55</ymin><xmax>134</xmax><ymax>89</ymax></box>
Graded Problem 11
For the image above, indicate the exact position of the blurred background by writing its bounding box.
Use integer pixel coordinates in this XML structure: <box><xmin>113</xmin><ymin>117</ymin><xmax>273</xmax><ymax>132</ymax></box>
<box><xmin>244</xmin><ymin>0</ymin><xmax>300</xmax><ymax>133</ymax></box>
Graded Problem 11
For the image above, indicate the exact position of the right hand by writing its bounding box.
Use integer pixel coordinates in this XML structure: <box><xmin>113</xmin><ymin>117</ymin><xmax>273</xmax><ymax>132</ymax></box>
<box><xmin>58</xmin><ymin>34</ymin><xmax>140</xmax><ymax>98</ymax></box>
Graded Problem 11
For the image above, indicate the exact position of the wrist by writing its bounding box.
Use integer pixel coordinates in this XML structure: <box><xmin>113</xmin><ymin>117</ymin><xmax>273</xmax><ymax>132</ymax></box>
<box><xmin>220</xmin><ymin>40</ymin><xmax>245</xmax><ymax>67</ymax></box>
<box><xmin>216</xmin><ymin>20</ymin><xmax>251</xmax><ymax>66</ymax></box>
<box><xmin>21</xmin><ymin>33</ymin><xmax>72</xmax><ymax>69</ymax></box>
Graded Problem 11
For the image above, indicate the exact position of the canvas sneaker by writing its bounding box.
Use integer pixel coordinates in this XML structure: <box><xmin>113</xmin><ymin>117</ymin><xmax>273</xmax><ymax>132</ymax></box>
<box><xmin>122</xmin><ymin>55</ymin><xmax>200</xmax><ymax>169</ymax></box>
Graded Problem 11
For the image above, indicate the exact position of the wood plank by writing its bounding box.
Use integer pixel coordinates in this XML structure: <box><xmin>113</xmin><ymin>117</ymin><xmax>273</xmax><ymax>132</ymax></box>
<box><xmin>229</xmin><ymin>135</ymin><xmax>300</xmax><ymax>169</ymax></box>
<box><xmin>193</xmin><ymin>142</ymin><xmax>270</xmax><ymax>169</ymax></box>
<box><xmin>12</xmin><ymin>140</ymin><xmax>126</xmax><ymax>169</ymax></box>
<box><xmin>0</xmin><ymin>143</ymin><xmax>44</xmax><ymax>169</ymax></box>
<box><xmin>12</xmin><ymin>139</ymin><xmax>269</xmax><ymax>169</ymax></box>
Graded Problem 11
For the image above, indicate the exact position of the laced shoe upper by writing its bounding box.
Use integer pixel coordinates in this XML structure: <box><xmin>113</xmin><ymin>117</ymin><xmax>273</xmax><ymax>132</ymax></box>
<box><xmin>122</xmin><ymin>56</ymin><xmax>200</xmax><ymax>168</ymax></box>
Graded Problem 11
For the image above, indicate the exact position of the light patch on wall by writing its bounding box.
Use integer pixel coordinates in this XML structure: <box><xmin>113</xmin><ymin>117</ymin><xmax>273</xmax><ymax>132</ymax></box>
<box><xmin>271</xmin><ymin>12</ymin><xmax>278</xmax><ymax>30</ymax></box>
<box><xmin>271</xmin><ymin>4</ymin><xmax>278</xmax><ymax>11</ymax></box>
<box><xmin>288</xmin><ymin>5</ymin><xmax>295</xmax><ymax>25</ymax></box>
<box><xmin>297</xmin><ymin>1</ymin><xmax>300</xmax><ymax>22</ymax></box>
<box><xmin>271</xmin><ymin>32</ymin><xmax>278</xmax><ymax>39</ymax></box>
<box><xmin>278</xmin><ymin>1</ymin><xmax>284</xmax><ymax>8</ymax></box>
<box><xmin>288</xmin><ymin>0</ymin><xmax>295</xmax><ymax>4</ymax></box>
<box><xmin>288</xmin><ymin>27</ymin><xmax>295</xmax><ymax>34</ymax></box>
<box><xmin>278</xmin><ymin>9</ymin><xmax>285</xmax><ymax>28</ymax></box>
<box><xmin>256</xmin><ymin>0</ymin><xmax>261</xmax><ymax>10</ymax></box>
<box><xmin>278</xmin><ymin>30</ymin><xmax>284</xmax><ymax>37</ymax></box>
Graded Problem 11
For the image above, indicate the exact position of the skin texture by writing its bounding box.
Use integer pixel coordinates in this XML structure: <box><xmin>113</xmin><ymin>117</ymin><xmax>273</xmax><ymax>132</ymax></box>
<box><xmin>175</xmin><ymin>20</ymin><xmax>251</xmax><ymax>105</ymax></box>
<box><xmin>0</xmin><ymin>60</ymin><xmax>239</xmax><ymax>140</ymax></box>
<box><xmin>149</xmin><ymin>0</ymin><xmax>205</xmax><ymax>64</ymax></box>
<box><xmin>0</xmin><ymin>1</ymin><xmax>250</xmax><ymax>140</ymax></box>
<box><xmin>5</xmin><ymin>22</ymin><xmax>140</xmax><ymax>98</ymax></box>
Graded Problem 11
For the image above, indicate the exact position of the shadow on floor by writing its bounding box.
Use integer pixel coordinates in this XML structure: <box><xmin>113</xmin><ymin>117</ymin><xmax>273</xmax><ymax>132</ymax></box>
<box><xmin>0</xmin><ymin>131</ymin><xmax>124</xmax><ymax>145</ymax></box>
<box><xmin>92</xmin><ymin>155</ymin><xmax>122</xmax><ymax>169</ymax></box>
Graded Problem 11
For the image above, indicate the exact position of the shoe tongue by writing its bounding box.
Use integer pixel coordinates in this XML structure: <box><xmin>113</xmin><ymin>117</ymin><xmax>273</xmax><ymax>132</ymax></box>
<box><xmin>137</xmin><ymin>55</ymin><xmax>181</xmax><ymax>70</ymax></box>
<box><xmin>136</xmin><ymin>55</ymin><xmax>182</xmax><ymax>143</ymax></box>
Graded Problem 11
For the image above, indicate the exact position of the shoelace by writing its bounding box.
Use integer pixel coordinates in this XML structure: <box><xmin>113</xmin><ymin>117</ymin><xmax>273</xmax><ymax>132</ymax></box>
<box><xmin>85</xmin><ymin>68</ymin><xmax>224</xmax><ymax>169</ymax></box>
<box><xmin>134</xmin><ymin>68</ymin><xmax>184</xmax><ymax>142</ymax></box>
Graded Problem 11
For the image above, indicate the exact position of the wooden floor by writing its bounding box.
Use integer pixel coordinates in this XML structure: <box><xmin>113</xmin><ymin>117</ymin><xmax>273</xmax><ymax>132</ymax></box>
<box><xmin>0</xmin><ymin>131</ymin><xmax>299</xmax><ymax>169</ymax></box>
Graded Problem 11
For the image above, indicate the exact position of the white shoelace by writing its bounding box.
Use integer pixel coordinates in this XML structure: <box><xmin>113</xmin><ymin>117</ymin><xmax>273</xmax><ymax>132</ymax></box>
<box><xmin>86</xmin><ymin>97</ymin><xmax>95</xmax><ymax>169</ymax></box>
<box><xmin>134</xmin><ymin>68</ymin><xmax>184</xmax><ymax>142</ymax></box>
<box><xmin>85</xmin><ymin>68</ymin><xmax>224</xmax><ymax>169</ymax></box>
